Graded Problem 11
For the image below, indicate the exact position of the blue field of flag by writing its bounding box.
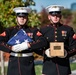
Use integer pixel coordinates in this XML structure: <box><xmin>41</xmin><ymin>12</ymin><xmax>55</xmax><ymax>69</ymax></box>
<box><xmin>7</xmin><ymin>29</ymin><xmax>33</xmax><ymax>46</ymax></box>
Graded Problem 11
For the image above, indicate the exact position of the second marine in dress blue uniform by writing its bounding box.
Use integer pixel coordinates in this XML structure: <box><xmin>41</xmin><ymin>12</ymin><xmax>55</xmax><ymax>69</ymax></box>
<box><xmin>40</xmin><ymin>5</ymin><xmax>76</xmax><ymax>75</ymax></box>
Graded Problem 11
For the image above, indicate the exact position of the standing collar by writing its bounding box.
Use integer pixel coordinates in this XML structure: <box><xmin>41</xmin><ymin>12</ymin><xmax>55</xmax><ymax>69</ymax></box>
<box><xmin>50</xmin><ymin>23</ymin><xmax>62</xmax><ymax>27</ymax></box>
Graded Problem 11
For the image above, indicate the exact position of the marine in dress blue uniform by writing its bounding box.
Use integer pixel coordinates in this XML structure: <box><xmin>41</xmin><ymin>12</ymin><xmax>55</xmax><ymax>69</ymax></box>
<box><xmin>40</xmin><ymin>5</ymin><xmax>76</xmax><ymax>75</ymax></box>
<box><xmin>0</xmin><ymin>7</ymin><xmax>48</xmax><ymax>75</ymax></box>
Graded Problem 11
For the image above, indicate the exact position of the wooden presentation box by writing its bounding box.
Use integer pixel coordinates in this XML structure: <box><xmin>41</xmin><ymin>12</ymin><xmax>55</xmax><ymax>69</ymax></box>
<box><xmin>50</xmin><ymin>42</ymin><xmax>64</xmax><ymax>57</ymax></box>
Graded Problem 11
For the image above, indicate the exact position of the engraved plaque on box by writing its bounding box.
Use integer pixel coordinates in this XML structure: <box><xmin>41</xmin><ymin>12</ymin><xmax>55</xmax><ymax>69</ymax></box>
<box><xmin>50</xmin><ymin>42</ymin><xmax>64</xmax><ymax>57</ymax></box>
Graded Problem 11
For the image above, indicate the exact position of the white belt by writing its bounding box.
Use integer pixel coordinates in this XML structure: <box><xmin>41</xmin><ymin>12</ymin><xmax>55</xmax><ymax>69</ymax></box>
<box><xmin>10</xmin><ymin>52</ymin><xmax>33</xmax><ymax>57</ymax></box>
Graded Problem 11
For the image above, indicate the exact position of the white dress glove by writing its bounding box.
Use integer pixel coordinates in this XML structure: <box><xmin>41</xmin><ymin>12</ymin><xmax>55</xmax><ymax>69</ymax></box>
<box><xmin>12</xmin><ymin>42</ymin><xmax>29</xmax><ymax>52</ymax></box>
<box><xmin>45</xmin><ymin>48</ymin><xmax>67</xmax><ymax>58</ymax></box>
<box><xmin>45</xmin><ymin>48</ymin><xmax>51</xmax><ymax>58</ymax></box>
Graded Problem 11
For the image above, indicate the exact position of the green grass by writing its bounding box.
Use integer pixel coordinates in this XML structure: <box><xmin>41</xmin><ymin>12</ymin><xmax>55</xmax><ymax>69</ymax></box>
<box><xmin>70</xmin><ymin>63</ymin><xmax>76</xmax><ymax>71</ymax></box>
<box><xmin>35</xmin><ymin>65</ymin><xmax>42</xmax><ymax>75</ymax></box>
<box><xmin>0</xmin><ymin>67</ymin><xmax>7</xmax><ymax>75</ymax></box>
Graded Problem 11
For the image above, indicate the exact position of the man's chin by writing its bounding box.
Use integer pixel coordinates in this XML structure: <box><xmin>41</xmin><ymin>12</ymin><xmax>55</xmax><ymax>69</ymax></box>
<box><xmin>19</xmin><ymin>24</ymin><xmax>25</xmax><ymax>26</ymax></box>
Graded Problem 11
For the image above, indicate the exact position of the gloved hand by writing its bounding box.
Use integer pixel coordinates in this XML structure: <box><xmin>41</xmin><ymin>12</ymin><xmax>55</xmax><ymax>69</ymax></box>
<box><xmin>45</xmin><ymin>48</ymin><xmax>67</xmax><ymax>58</ymax></box>
<box><xmin>12</xmin><ymin>42</ymin><xmax>29</xmax><ymax>52</ymax></box>
<box><xmin>45</xmin><ymin>48</ymin><xmax>51</xmax><ymax>58</ymax></box>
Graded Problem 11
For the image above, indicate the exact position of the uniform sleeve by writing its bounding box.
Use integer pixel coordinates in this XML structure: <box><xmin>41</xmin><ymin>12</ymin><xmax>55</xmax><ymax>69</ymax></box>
<box><xmin>67</xmin><ymin>28</ymin><xmax>76</xmax><ymax>57</ymax></box>
<box><xmin>30</xmin><ymin>29</ymin><xmax>48</xmax><ymax>51</ymax></box>
<box><xmin>0</xmin><ymin>29</ymin><xmax>12</xmax><ymax>53</ymax></box>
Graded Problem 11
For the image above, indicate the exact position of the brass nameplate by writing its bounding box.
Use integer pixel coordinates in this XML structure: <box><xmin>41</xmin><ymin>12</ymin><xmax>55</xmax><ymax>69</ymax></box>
<box><xmin>50</xmin><ymin>42</ymin><xmax>64</xmax><ymax>57</ymax></box>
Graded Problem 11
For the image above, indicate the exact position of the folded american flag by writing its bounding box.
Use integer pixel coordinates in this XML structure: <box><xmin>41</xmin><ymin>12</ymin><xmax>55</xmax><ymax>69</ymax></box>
<box><xmin>7</xmin><ymin>29</ymin><xmax>33</xmax><ymax>46</ymax></box>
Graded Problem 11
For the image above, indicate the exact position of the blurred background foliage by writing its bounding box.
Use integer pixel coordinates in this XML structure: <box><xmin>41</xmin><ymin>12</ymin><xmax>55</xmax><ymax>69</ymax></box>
<box><xmin>0</xmin><ymin>0</ymin><xmax>76</xmax><ymax>61</ymax></box>
<box><xmin>0</xmin><ymin>0</ymin><xmax>39</xmax><ymax>28</ymax></box>
<box><xmin>0</xmin><ymin>0</ymin><xmax>76</xmax><ymax>30</ymax></box>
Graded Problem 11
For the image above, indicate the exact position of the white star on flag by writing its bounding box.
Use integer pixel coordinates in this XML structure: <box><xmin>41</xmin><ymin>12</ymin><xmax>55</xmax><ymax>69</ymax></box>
<box><xmin>15</xmin><ymin>40</ymin><xmax>20</xmax><ymax>44</ymax></box>
<box><xmin>24</xmin><ymin>39</ymin><xmax>29</xmax><ymax>42</ymax></box>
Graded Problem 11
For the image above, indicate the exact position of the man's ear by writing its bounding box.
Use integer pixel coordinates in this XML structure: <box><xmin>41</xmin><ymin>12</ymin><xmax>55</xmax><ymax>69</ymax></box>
<box><xmin>48</xmin><ymin>15</ymin><xmax>51</xmax><ymax>20</ymax></box>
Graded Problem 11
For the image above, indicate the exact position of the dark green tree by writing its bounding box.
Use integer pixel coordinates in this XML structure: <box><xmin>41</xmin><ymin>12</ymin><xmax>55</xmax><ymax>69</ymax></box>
<box><xmin>0</xmin><ymin>0</ymin><xmax>24</xmax><ymax>28</ymax></box>
<box><xmin>23</xmin><ymin>0</ymin><xmax>35</xmax><ymax>7</ymax></box>
<box><xmin>0</xmin><ymin>0</ymin><xmax>40</xmax><ymax>28</ymax></box>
